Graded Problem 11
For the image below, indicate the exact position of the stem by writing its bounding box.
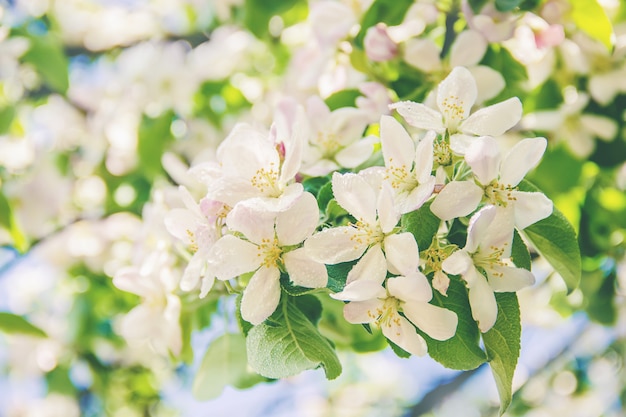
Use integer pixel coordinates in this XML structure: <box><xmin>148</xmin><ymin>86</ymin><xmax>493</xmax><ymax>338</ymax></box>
<box><xmin>440</xmin><ymin>0</ymin><xmax>460</xmax><ymax>60</ymax></box>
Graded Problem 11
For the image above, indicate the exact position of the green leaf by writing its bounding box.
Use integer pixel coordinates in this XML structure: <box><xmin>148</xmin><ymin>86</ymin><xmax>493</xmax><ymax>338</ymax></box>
<box><xmin>570</xmin><ymin>0</ymin><xmax>614</xmax><ymax>51</ymax></box>
<box><xmin>495</xmin><ymin>0</ymin><xmax>522</xmax><ymax>11</ymax></box>
<box><xmin>467</xmin><ymin>0</ymin><xmax>489</xmax><ymax>13</ymax></box>
<box><xmin>243</xmin><ymin>0</ymin><xmax>306</xmax><ymax>38</ymax></box>
<box><xmin>192</xmin><ymin>333</ymin><xmax>249</xmax><ymax>400</ymax></box>
<box><xmin>21</xmin><ymin>32</ymin><xmax>69</xmax><ymax>94</ymax></box>
<box><xmin>388</xmin><ymin>339</ymin><xmax>411</xmax><ymax>358</ymax></box>
<box><xmin>324</xmin><ymin>89</ymin><xmax>361</xmax><ymax>111</ymax></box>
<box><xmin>137</xmin><ymin>111</ymin><xmax>175</xmax><ymax>179</ymax></box>
<box><xmin>510</xmin><ymin>230</ymin><xmax>531</xmax><ymax>271</ymax></box>
<box><xmin>0</xmin><ymin>193</ymin><xmax>28</xmax><ymax>253</ymax></box>
<box><xmin>0</xmin><ymin>106</ymin><xmax>15</xmax><ymax>134</ymax></box>
<box><xmin>0</xmin><ymin>312</ymin><xmax>47</xmax><ymax>338</ymax></box>
<box><xmin>355</xmin><ymin>0</ymin><xmax>414</xmax><ymax>47</ymax></box>
<box><xmin>326</xmin><ymin>260</ymin><xmax>357</xmax><ymax>293</ymax></box>
<box><xmin>246</xmin><ymin>296</ymin><xmax>342</xmax><ymax>379</ymax></box>
<box><xmin>519</xmin><ymin>180</ymin><xmax>581</xmax><ymax>293</ymax></box>
<box><xmin>421</xmin><ymin>278</ymin><xmax>487</xmax><ymax>370</ymax></box>
<box><xmin>482</xmin><ymin>293</ymin><xmax>521</xmax><ymax>416</ymax></box>
<box><xmin>401</xmin><ymin>201</ymin><xmax>441</xmax><ymax>252</ymax></box>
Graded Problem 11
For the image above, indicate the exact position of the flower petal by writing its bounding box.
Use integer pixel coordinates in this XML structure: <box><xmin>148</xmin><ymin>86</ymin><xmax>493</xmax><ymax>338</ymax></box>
<box><xmin>305</xmin><ymin>226</ymin><xmax>367</xmax><ymax>264</ymax></box>
<box><xmin>332</xmin><ymin>172</ymin><xmax>377</xmax><ymax>225</ymax></box>
<box><xmin>384</xmin><ymin>232</ymin><xmax>419</xmax><ymax>276</ymax></box>
<box><xmin>465</xmin><ymin>136</ymin><xmax>501</xmax><ymax>185</ymax></box>
<box><xmin>512</xmin><ymin>191</ymin><xmax>553</xmax><ymax>229</ymax></box>
<box><xmin>386</xmin><ymin>272</ymin><xmax>432</xmax><ymax>302</ymax></box>
<box><xmin>390</xmin><ymin>101</ymin><xmax>444</xmax><ymax>132</ymax></box>
<box><xmin>460</xmin><ymin>97</ymin><xmax>522</xmax><ymax>136</ymax></box>
<box><xmin>450</xmin><ymin>30</ymin><xmax>487</xmax><ymax>67</ymax></box>
<box><xmin>276</xmin><ymin>192</ymin><xmax>319</xmax><ymax>246</ymax></box>
<box><xmin>414</xmin><ymin>131</ymin><xmax>435</xmax><ymax>183</ymax></box>
<box><xmin>398</xmin><ymin>178</ymin><xmax>435</xmax><ymax>213</ymax></box>
<box><xmin>332</xmin><ymin>279</ymin><xmax>386</xmax><ymax>302</ymax></box>
<box><xmin>499</xmin><ymin>137</ymin><xmax>547</xmax><ymax>187</ymax></box>
<box><xmin>380</xmin><ymin>115</ymin><xmax>416</xmax><ymax>169</ymax></box>
<box><xmin>488</xmin><ymin>265</ymin><xmax>535</xmax><ymax>292</ymax></box>
<box><xmin>283</xmin><ymin>247</ymin><xmax>328</xmax><ymax>288</ymax></box>
<box><xmin>377</xmin><ymin>182</ymin><xmax>400</xmax><ymax>234</ymax></box>
<box><xmin>437</xmin><ymin>67</ymin><xmax>477</xmax><ymax>126</ymax></box>
<box><xmin>441</xmin><ymin>250</ymin><xmax>473</xmax><ymax>275</ymax></box>
<box><xmin>404</xmin><ymin>38</ymin><xmax>443</xmax><ymax>73</ymax></box>
<box><xmin>469</xmin><ymin>65</ymin><xmax>505</xmax><ymax>102</ymax></box>
<box><xmin>343</xmin><ymin>299</ymin><xmax>384</xmax><ymax>323</ymax></box>
<box><xmin>465</xmin><ymin>205</ymin><xmax>497</xmax><ymax>253</ymax></box>
<box><xmin>430</xmin><ymin>181</ymin><xmax>483</xmax><ymax>220</ymax></box>
<box><xmin>208</xmin><ymin>235</ymin><xmax>260</xmax><ymax>280</ymax></box>
<box><xmin>240</xmin><ymin>266</ymin><xmax>281</xmax><ymax>325</ymax></box>
<box><xmin>382</xmin><ymin>314</ymin><xmax>428</xmax><ymax>356</ymax></box>
<box><xmin>465</xmin><ymin>267</ymin><xmax>498</xmax><ymax>332</ymax></box>
<box><xmin>226</xmin><ymin>204</ymin><xmax>276</xmax><ymax>245</ymax></box>
<box><xmin>335</xmin><ymin>135</ymin><xmax>378</xmax><ymax>168</ymax></box>
<box><xmin>346</xmin><ymin>244</ymin><xmax>387</xmax><ymax>285</ymax></box>
<box><xmin>403</xmin><ymin>301</ymin><xmax>458</xmax><ymax>341</ymax></box>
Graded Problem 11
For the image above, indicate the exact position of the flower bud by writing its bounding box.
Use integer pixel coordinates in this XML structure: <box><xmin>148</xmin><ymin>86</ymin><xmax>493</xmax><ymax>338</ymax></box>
<box><xmin>364</xmin><ymin>23</ymin><xmax>398</xmax><ymax>62</ymax></box>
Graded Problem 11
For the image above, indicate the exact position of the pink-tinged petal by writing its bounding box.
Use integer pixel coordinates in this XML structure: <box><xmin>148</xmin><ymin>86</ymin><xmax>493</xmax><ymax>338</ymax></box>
<box><xmin>346</xmin><ymin>244</ymin><xmax>387</xmax><ymax>285</ymax></box>
<box><xmin>432</xmin><ymin>270</ymin><xmax>450</xmax><ymax>296</ymax></box>
<box><xmin>283</xmin><ymin>248</ymin><xmax>328</xmax><ymax>289</ymax></box>
<box><xmin>279</xmin><ymin>106</ymin><xmax>307</xmax><ymax>184</ymax></box>
<box><xmin>465</xmin><ymin>205</ymin><xmax>497</xmax><ymax>252</ymax></box>
<box><xmin>343</xmin><ymin>299</ymin><xmax>384</xmax><ymax>323</ymax></box>
<box><xmin>500</xmin><ymin>137</ymin><xmax>547</xmax><ymax>186</ymax></box>
<box><xmin>306</xmin><ymin>95</ymin><xmax>331</xmax><ymax>132</ymax></box>
<box><xmin>327</xmin><ymin>107</ymin><xmax>370</xmax><ymax>146</ymax></box>
<box><xmin>304</xmin><ymin>226</ymin><xmax>367</xmax><ymax>264</ymax></box>
<box><xmin>332</xmin><ymin>280</ymin><xmax>386</xmax><ymax>302</ymax></box>
<box><xmin>276</xmin><ymin>192</ymin><xmax>319</xmax><ymax>246</ymax></box>
<box><xmin>450</xmin><ymin>30</ymin><xmax>487</xmax><ymax>67</ymax></box>
<box><xmin>164</xmin><ymin>208</ymin><xmax>199</xmax><ymax>244</ymax></box>
<box><xmin>399</xmin><ymin>178</ymin><xmax>436</xmax><ymax>214</ymax></box>
<box><xmin>332</xmin><ymin>172</ymin><xmax>377</xmax><ymax>225</ymax></box>
<box><xmin>468</xmin><ymin>65</ymin><xmax>505</xmax><ymax>102</ymax></box>
<box><xmin>300</xmin><ymin>158</ymin><xmax>340</xmax><ymax>177</ymax></box>
<box><xmin>240</xmin><ymin>266</ymin><xmax>281</xmax><ymax>325</ymax></box>
<box><xmin>390</xmin><ymin>101</ymin><xmax>444</xmax><ymax>132</ymax></box>
<box><xmin>430</xmin><ymin>181</ymin><xmax>483</xmax><ymax>220</ymax></box>
<box><xmin>382</xmin><ymin>314</ymin><xmax>428</xmax><ymax>356</ymax></box>
<box><xmin>384</xmin><ymin>233</ymin><xmax>419</xmax><ymax>276</ymax></box>
<box><xmin>512</xmin><ymin>191</ymin><xmax>553</xmax><ymax>229</ymax></box>
<box><xmin>460</xmin><ymin>97</ymin><xmax>522</xmax><ymax>136</ymax></box>
<box><xmin>465</xmin><ymin>267</ymin><xmax>498</xmax><ymax>332</ymax></box>
<box><xmin>226</xmin><ymin>204</ymin><xmax>276</xmax><ymax>245</ymax></box>
<box><xmin>208</xmin><ymin>235</ymin><xmax>260</xmax><ymax>280</ymax></box>
<box><xmin>386</xmin><ymin>272</ymin><xmax>432</xmax><ymax>303</ymax></box>
<box><xmin>442</xmin><ymin>250</ymin><xmax>473</xmax><ymax>275</ymax></box>
<box><xmin>380</xmin><ymin>115</ymin><xmax>415</xmax><ymax>169</ymax></box>
<box><xmin>335</xmin><ymin>135</ymin><xmax>378</xmax><ymax>168</ymax></box>
<box><xmin>488</xmin><ymin>265</ymin><xmax>535</xmax><ymax>292</ymax></box>
<box><xmin>403</xmin><ymin>301</ymin><xmax>458</xmax><ymax>341</ymax></box>
<box><xmin>378</xmin><ymin>183</ymin><xmax>401</xmax><ymax>234</ymax></box>
<box><xmin>465</xmin><ymin>136</ymin><xmax>501</xmax><ymax>185</ymax></box>
<box><xmin>437</xmin><ymin>67</ymin><xmax>477</xmax><ymax>126</ymax></box>
<box><xmin>580</xmin><ymin>114</ymin><xmax>617</xmax><ymax>141</ymax></box>
<box><xmin>414</xmin><ymin>131</ymin><xmax>435</xmax><ymax>183</ymax></box>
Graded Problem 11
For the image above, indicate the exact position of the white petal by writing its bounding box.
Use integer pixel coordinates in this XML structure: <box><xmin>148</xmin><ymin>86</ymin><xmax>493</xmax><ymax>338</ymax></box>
<box><xmin>276</xmin><ymin>192</ymin><xmax>319</xmax><ymax>246</ymax></box>
<box><xmin>390</xmin><ymin>101</ymin><xmax>444</xmax><ymax>132</ymax></box>
<box><xmin>398</xmin><ymin>178</ymin><xmax>436</xmax><ymax>214</ymax></box>
<box><xmin>403</xmin><ymin>301</ymin><xmax>458</xmax><ymax>341</ymax></box>
<box><xmin>226</xmin><ymin>204</ymin><xmax>276</xmax><ymax>244</ymax></box>
<box><xmin>465</xmin><ymin>205</ymin><xmax>497</xmax><ymax>253</ymax></box>
<box><xmin>240</xmin><ymin>266</ymin><xmax>281</xmax><ymax>325</ymax></box>
<box><xmin>180</xmin><ymin>251</ymin><xmax>205</xmax><ymax>291</ymax></box>
<box><xmin>382</xmin><ymin>314</ymin><xmax>428</xmax><ymax>356</ymax></box>
<box><xmin>380</xmin><ymin>115</ymin><xmax>416</xmax><ymax>169</ymax></box>
<box><xmin>332</xmin><ymin>172</ymin><xmax>377</xmax><ymax>225</ymax></box>
<box><xmin>465</xmin><ymin>267</ymin><xmax>498</xmax><ymax>332</ymax></box>
<box><xmin>344</xmin><ymin>244</ymin><xmax>386</xmax><ymax>285</ymax></box>
<box><xmin>206</xmin><ymin>176</ymin><xmax>258</xmax><ymax>207</ymax></box>
<box><xmin>449</xmin><ymin>133</ymin><xmax>477</xmax><ymax>155</ymax></box>
<box><xmin>164</xmin><ymin>208</ymin><xmax>199</xmax><ymax>244</ymax></box>
<box><xmin>437</xmin><ymin>67</ymin><xmax>477</xmax><ymax>125</ymax></box>
<box><xmin>304</xmin><ymin>226</ymin><xmax>367</xmax><ymax>264</ymax></box>
<box><xmin>521</xmin><ymin>110</ymin><xmax>564</xmax><ymax>131</ymax></box>
<box><xmin>283</xmin><ymin>247</ymin><xmax>328</xmax><ymax>289</ymax></box>
<box><xmin>480</xmin><ymin>206</ymin><xmax>514</xmax><ymax>255</ymax></box>
<box><xmin>512</xmin><ymin>191</ymin><xmax>553</xmax><ymax>229</ymax></box>
<box><xmin>414</xmin><ymin>131</ymin><xmax>435</xmax><ymax>183</ymax></box>
<box><xmin>450</xmin><ymin>30</ymin><xmax>487</xmax><ymax>67</ymax></box>
<box><xmin>208</xmin><ymin>235</ymin><xmax>260</xmax><ymax>280</ymax></box>
<box><xmin>469</xmin><ymin>65</ymin><xmax>505</xmax><ymax>102</ymax></box>
<box><xmin>199</xmin><ymin>275</ymin><xmax>215</xmax><ymax>298</ymax></box>
<box><xmin>326</xmin><ymin>107</ymin><xmax>370</xmax><ymax>145</ymax></box>
<box><xmin>430</xmin><ymin>181</ymin><xmax>483</xmax><ymax>220</ymax></box>
<box><xmin>279</xmin><ymin>106</ymin><xmax>307</xmax><ymax>184</ymax></box>
<box><xmin>113</xmin><ymin>267</ymin><xmax>154</xmax><ymax>297</ymax></box>
<box><xmin>499</xmin><ymin>137</ymin><xmax>547</xmax><ymax>187</ymax></box>
<box><xmin>465</xmin><ymin>136</ymin><xmax>501</xmax><ymax>185</ymax></box>
<box><xmin>442</xmin><ymin>250</ymin><xmax>473</xmax><ymax>275</ymax></box>
<box><xmin>580</xmin><ymin>114</ymin><xmax>618</xmax><ymax>141</ymax></box>
<box><xmin>218</xmin><ymin>124</ymin><xmax>277</xmax><ymax>179</ymax></box>
<box><xmin>332</xmin><ymin>280</ymin><xmax>386</xmax><ymax>302</ymax></box>
<box><xmin>335</xmin><ymin>135</ymin><xmax>378</xmax><ymax>168</ymax></box>
<box><xmin>460</xmin><ymin>97</ymin><xmax>522</xmax><ymax>136</ymax></box>
<box><xmin>488</xmin><ymin>265</ymin><xmax>535</xmax><ymax>292</ymax></box>
<box><xmin>343</xmin><ymin>299</ymin><xmax>384</xmax><ymax>323</ymax></box>
<box><xmin>386</xmin><ymin>272</ymin><xmax>432</xmax><ymax>302</ymax></box>
<box><xmin>404</xmin><ymin>38</ymin><xmax>443</xmax><ymax>73</ymax></box>
<box><xmin>377</xmin><ymin>182</ymin><xmax>400</xmax><ymax>234</ymax></box>
<box><xmin>238</xmin><ymin>183</ymin><xmax>304</xmax><ymax>213</ymax></box>
<box><xmin>384</xmin><ymin>232</ymin><xmax>419</xmax><ymax>276</ymax></box>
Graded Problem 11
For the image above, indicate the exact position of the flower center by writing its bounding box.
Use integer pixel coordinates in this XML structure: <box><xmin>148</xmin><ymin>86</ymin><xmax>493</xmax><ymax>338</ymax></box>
<box><xmin>347</xmin><ymin>220</ymin><xmax>385</xmax><ymax>249</ymax></box>
<box><xmin>316</xmin><ymin>131</ymin><xmax>341</xmax><ymax>158</ymax></box>
<box><xmin>440</xmin><ymin>95</ymin><xmax>466</xmax><ymax>132</ymax></box>
<box><xmin>473</xmin><ymin>244</ymin><xmax>508</xmax><ymax>278</ymax></box>
<box><xmin>433</xmin><ymin>139</ymin><xmax>452</xmax><ymax>166</ymax></box>
<box><xmin>251</xmin><ymin>163</ymin><xmax>281</xmax><ymax>197</ymax></box>
<box><xmin>368</xmin><ymin>296</ymin><xmax>402</xmax><ymax>332</ymax></box>
<box><xmin>257</xmin><ymin>237</ymin><xmax>282</xmax><ymax>268</ymax></box>
<box><xmin>484</xmin><ymin>180</ymin><xmax>517</xmax><ymax>207</ymax></box>
<box><xmin>385</xmin><ymin>158</ymin><xmax>419</xmax><ymax>192</ymax></box>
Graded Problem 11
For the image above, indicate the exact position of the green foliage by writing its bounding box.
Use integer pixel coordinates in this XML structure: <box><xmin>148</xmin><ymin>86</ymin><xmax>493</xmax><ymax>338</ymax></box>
<box><xmin>326</xmin><ymin>260</ymin><xmax>357</xmax><ymax>293</ymax></box>
<box><xmin>246</xmin><ymin>295</ymin><xmax>342</xmax><ymax>379</ymax></box>
<box><xmin>421</xmin><ymin>277</ymin><xmax>488</xmax><ymax>370</ymax></box>
<box><xmin>137</xmin><ymin>111</ymin><xmax>175</xmax><ymax>180</ymax></box>
<box><xmin>482</xmin><ymin>46</ymin><xmax>528</xmax><ymax>105</ymax></box>
<box><xmin>495</xmin><ymin>0</ymin><xmax>523</xmax><ymax>12</ymax></box>
<box><xmin>20</xmin><ymin>31</ymin><xmax>69</xmax><ymax>94</ymax></box>
<box><xmin>510</xmin><ymin>230</ymin><xmax>531</xmax><ymax>271</ymax></box>
<box><xmin>570</xmin><ymin>0</ymin><xmax>614</xmax><ymax>51</ymax></box>
<box><xmin>0</xmin><ymin>105</ymin><xmax>15</xmax><ymax>134</ymax></box>
<box><xmin>467</xmin><ymin>0</ymin><xmax>489</xmax><ymax>13</ymax></box>
<box><xmin>0</xmin><ymin>192</ymin><xmax>28</xmax><ymax>253</ymax></box>
<box><xmin>483</xmin><ymin>293</ymin><xmax>521</xmax><ymax>416</ymax></box>
<box><xmin>527</xmin><ymin>145</ymin><xmax>583</xmax><ymax>197</ymax></box>
<box><xmin>325</xmin><ymin>89</ymin><xmax>361</xmax><ymax>111</ymax></box>
<box><xmin>401</xmin><ymin>201</ymin><xmax>441</xmax><ymax>252</ymax></box>
<box><xmin>243</xmin><ymin>0</ymin><xmax>307</xmax><ymax>38</ymax></box>
<box><xmin>355</xmin><ymin>0</ymin><xmax>414</xmax><ymax>47</ymax></box>
<box><xmin>0</xmin><ymin>312</ymin><xmax>47</xmax><ymax>337</ymax></box>
<box><xmin>519</xmin><ymin>180</ymin><xmax>581</xmax><ymax>293</ymax></box>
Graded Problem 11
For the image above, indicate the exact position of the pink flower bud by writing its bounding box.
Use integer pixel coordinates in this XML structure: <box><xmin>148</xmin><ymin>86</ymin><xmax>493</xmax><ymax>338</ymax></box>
<box><xmin>364</xmin><ymin>23</ymin><xmax>398</xmax><ymax>62</ymax></box>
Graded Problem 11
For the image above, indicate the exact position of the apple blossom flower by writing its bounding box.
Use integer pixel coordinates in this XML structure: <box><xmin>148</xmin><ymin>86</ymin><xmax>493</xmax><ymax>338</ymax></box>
<box><xmin>207</xmin><ymin>192</ymin><xmax>327</xmax><ymax>325</ymax></box>
<box><xmin>305</xmin><ymin>170</ymin><xmax>418</xmax><ymax>284</ymax></box>
<box><xmin>364</xmin><ymin>23</ymin><xmax>398</xmax><ymax>62</ymax></box>
<box><xmin>300</xmin><ymin>95</ymin><xmax>376</xmax><ymax>176</ymax></box>
<box><xmin>431</xmin><ymin>136</ymin><xmax>553</xmax><ymax>229</ymax></box>
<box><xmin>356</xmin><ymin>82</ymin><xmax>392</xmax><ymax>123</ymax></box>
<box><xmin>462</xmin><ymin>0</ymin><xmax>518</xmax><ymax>43</ymax></box>
<box><xmin>441</xmin><ymin>206</ymin><xmax>535</xmax><ymax>332</ymax></box>
<box><xmin>379</xmin><ymin>115</ymin><xmax>436</xmax><ymax>213</ymax></box>
<box><xmin>390</xmin><ymin>67</ymin><xmax>522</xmax><ymax>155</ymax></box>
